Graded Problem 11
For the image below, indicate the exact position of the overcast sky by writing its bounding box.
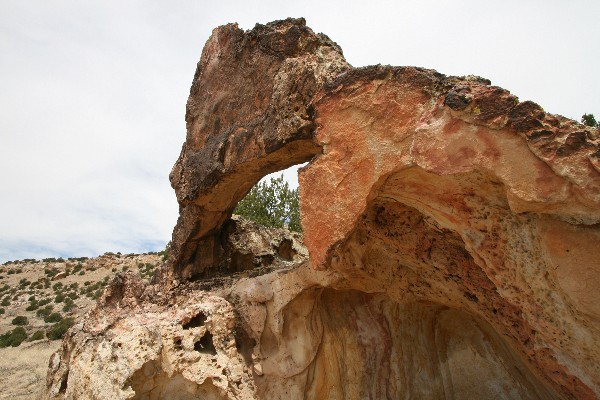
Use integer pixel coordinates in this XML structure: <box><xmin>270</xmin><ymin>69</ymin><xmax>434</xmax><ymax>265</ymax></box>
<box><xmin>1</xmin><ymin>0</ymin><xmax>599</xmax><ymax>262</ymax></box>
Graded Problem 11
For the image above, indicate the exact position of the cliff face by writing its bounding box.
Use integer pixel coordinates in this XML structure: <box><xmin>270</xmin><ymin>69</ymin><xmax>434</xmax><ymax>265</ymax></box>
<box><xmin>46</xmin><ymin>18</ymin><xmax>600</xmax><ymax>399</ymax></box>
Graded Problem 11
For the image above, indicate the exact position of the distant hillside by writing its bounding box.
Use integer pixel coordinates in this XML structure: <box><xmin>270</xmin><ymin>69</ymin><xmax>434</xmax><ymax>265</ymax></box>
<box><xmin>0</xmin><ymin>252</ymin><xmax>164</xmax><ymax>399</ymax></box>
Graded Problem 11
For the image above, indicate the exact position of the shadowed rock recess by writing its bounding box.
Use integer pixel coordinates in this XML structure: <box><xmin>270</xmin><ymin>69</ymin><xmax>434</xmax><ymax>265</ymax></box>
<box><xmin>46</xmin><ymin>18</ymin><xmax>600</xmax><ymax>399</ymax></box>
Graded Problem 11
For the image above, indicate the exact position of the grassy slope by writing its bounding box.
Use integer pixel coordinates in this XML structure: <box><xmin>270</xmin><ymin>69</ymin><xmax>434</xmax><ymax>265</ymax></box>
<box><xmin>0</xmin><ymin>252</ymin><xmax>163</xmax><ymax>399</ymax></box>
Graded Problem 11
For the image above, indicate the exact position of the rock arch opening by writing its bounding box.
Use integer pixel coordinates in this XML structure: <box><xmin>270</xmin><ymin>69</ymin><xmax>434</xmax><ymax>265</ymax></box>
<box><xmin>233</xmin><ymin>164</ymin><xmax>305</xmax><ymax>233</ymax></box>
<box><xmin>177</xmin><ymin>161</ymin><xmax>309</xmax><ymax>282</ymax></box>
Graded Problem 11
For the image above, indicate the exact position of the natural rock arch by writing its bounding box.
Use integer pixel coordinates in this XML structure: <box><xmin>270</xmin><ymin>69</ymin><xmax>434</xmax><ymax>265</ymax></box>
<box><xmin>45</xmin><ymin>18</ymin><xmax>600</xmax><ymax>400</ymax></box>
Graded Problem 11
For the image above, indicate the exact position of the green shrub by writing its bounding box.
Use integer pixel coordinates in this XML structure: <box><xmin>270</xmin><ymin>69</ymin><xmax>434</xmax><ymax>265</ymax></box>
<box><xmin>0</xmin><ymin>327</ymin><xmax>27</xmax><ymax>348</ymax></box>
<box><xmin>36</xmin><ymin>305</ymin><xmax>53</xmax><ymax>318</ymax></box>
<box><xmin>160</xmin><ymin>242</ymin><xmax>170</xmax><ymax>262</ymax></box>
<box><xmin>29</xmin><ymin>330</ymin><xmax>45</xmax><ymax>341</ymax></box>
<box><xmin>47</xmin><ymin>317</ymin><xmax>74</xmax><ymax>340</ymax></box>
<box><xmin>581</xmin><ymin>113</ymin><xmax>599</xmax><ymax>128</ymax></box>
<box><xmin>62</xmin><ymin>297</ymin><xmax>75</xmax><ymax>312</ymax></box>
<box><xmin>44</xmin><ymin>312</ymin><xmax>63</xmax><ymax>323</ymax></box>
<box><xmin>0</xmin><ymin>307</ymin><xmax>4</xmax><ymax>314</ymax></box>
<box><xmin>62</xmin><ymin>302</ymin><xmax>75</xmax><ymax>312</ymax></box>
<box><xmin>38</xmin><ymin>298</ymin><xmax>52</xmax><ymax>307</ymax></box>
<box><xmin>234</xmin><ymin>174</ymin><xmax>301</xmax><ymax>232</ymax></box>
<box><xmin>12</xmin><ymin>315</ymin><xmax>28</xmax><ymax>326</ymax></box>
<box><xmin>25</xmin><ymin>302</ymin><xmax>39</xmax><ymax>311</ymax></box>
<box><xmin>1</xmin><ymin>298</ymin><xmax>9</xmax><ymax>306</ymax></box>
<box><xmin>54</xmin><ymin>293</ymin><xmax>65</xmax><ymax>303</ymax></box>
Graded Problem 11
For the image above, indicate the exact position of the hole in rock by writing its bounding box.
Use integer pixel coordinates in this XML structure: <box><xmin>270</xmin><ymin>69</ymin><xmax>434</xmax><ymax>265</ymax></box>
<box><xmin>182</xmin><ymin>163</ymin><xmax>308</xmax><ymax>281</ymax></box>
<box><xmin>233</xmin><ymin>164</ymin><xmax>305</xmax><ymax>233</ymax></box>
<box><xmin>174</xmin><ymin>338</ymin><xmax>183</xmax><ymax>350</ymax></box>
<box><xmin>259</xmin><ymin>254</ymin><xmax>274</xmax><ymax>266</ymax></box>
<box><xmin>464</xmin><ymin>292</ymin><xmax>479</xmax><ymax>303</ymax></box>
<box><xmin>277</xmin><ymin>238</ymin><xmax>296</xmax><ymax>261</ymax></box>
<box><xmin>130</xmin><ymin>359</ymin><xmax>227</xmax><ymax>399</ymax></box>
<box><xmin>194</xmin><ymin>331</ymin><xmax>217</xmax><ymax>355</ymax></box>
<box><xmin>183</xmin><ymin>312</ymin><xmax>207</xmax><ymax>329</ymax></box>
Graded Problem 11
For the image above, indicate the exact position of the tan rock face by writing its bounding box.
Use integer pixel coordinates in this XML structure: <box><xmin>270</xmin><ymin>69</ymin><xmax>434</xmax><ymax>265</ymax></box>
<box><xmin>46</xmin><ymin>18</ymin><xmax>600</xmax><ymax>399</ymax></box>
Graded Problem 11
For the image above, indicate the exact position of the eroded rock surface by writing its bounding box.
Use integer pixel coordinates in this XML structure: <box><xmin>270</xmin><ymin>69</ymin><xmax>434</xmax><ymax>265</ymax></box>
<box><xmin>46</xmin><ymin>18</ymin><xmax>600</xmax><ymax>399</ymax></box>
<box><xmin>168</xmin><ymin>18</ymin><xmax>348</xmax><ymax>280</ymax></box>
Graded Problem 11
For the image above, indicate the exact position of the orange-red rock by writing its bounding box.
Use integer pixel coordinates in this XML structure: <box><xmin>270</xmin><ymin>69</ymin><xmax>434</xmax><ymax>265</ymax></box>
<box><xmin>46</xmin><ymin>18</ymin><xmax>600</xmax><ymax>399</ymax></box>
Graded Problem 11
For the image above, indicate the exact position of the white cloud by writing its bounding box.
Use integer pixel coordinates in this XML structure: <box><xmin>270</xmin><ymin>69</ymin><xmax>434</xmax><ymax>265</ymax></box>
<box><xmin>1</xmin><ymin>0</ymin><xmax>599</xmax><ymax>262</ymax></box>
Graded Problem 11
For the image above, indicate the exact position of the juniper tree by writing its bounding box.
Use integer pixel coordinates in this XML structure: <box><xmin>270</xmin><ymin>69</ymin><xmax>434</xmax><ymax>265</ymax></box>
<box><xmin>234</xmin><ymin>174</ymin><xmax>301</xmax><ymax>232</ymax></box>
<box><xmin>581</xmin><ymin>113</ymin><xmax>599</xmax><ymax>128</ymax></box>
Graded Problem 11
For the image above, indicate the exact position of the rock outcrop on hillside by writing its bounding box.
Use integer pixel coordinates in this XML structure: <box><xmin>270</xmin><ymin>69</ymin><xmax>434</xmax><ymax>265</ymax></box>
<box><xmin>46</xmin><ymin>18</ymin><xmax>600</xmax><ymax>399</ymax></box>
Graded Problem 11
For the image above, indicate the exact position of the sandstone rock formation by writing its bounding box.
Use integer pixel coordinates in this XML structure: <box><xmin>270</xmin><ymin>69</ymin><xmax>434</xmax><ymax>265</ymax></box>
<box><xmin>46</xmin><ymin>18</ymin><xmax>600</xmax><ymax>399</ymax></box>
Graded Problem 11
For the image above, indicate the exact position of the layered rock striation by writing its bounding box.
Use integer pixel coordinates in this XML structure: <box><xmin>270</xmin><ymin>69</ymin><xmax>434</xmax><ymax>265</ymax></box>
<box><xmin>47</xmin><ymin>18</ymin><xmax>600</xmax><ymax>399</ymax></box>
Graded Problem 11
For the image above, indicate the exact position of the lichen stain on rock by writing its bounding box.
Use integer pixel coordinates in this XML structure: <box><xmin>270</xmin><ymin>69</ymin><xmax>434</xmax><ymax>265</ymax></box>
<box><xmin>45</xmin><ymin>18</ymin><xmax>600</xmax><ymax>400</ymax></box>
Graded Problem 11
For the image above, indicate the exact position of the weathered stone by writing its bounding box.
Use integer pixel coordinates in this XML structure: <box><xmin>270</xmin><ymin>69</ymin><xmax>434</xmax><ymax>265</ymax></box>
<box><xmin>168</xmin><ymin>18</ymin><xmax>349</xmax><ymax>280</ymax></box>
<box><xmin>46</xmin><ymin>18</ymin><xmax>600</xmax><ymax>400</ymax></box>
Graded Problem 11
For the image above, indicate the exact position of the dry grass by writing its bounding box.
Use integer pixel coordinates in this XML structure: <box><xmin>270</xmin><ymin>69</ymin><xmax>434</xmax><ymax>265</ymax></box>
<box><xmin>0</xmin><ymin>339</ymin><xmax>59</xmax><ymax>399</ymax></box>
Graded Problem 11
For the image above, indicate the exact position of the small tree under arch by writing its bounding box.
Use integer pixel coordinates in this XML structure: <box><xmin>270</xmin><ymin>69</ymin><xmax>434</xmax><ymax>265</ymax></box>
<box><xmin>234</xmin><ymin>174</ymin><xmax>301</xmax><ymax>232</ymax></box>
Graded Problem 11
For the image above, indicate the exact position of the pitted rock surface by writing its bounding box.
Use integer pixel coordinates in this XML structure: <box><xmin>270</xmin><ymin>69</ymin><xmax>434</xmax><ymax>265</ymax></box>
<box><xmin>46</xmin><ymin>18</ymin><xmax>600</xmax><ymax>399</ymax></box>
